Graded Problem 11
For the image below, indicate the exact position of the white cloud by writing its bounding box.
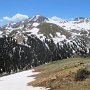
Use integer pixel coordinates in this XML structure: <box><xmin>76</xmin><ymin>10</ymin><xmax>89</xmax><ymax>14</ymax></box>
<box><xmin>0</xmin><ymin>13</ymin><xmax>29</xmax><ymax>22</ymax></box>
<box><xmin>3</xmin><ymin>16</ymin><xmax>11</xmax><ymax>21</ymax></box>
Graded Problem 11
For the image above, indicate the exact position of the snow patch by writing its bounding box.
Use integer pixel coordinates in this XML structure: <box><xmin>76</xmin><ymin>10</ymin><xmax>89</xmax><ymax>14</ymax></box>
<box><xmin>0</xmin><ymin>69</ymin><xmax>48</xmax><ymax>90</ymax></box>
<box><xmin>33</xmin><ymin>23</ymin><xmax>39</xmax><ymax>27</ymax></box>
<box><xmin>51</xmin><ymin>16</ymin><xmax>66</xmax><ymax>22</ymax></box>
<box><xmin>0</xmin><ymin>31</ymin><xmax>3</xmax><ymax>34</ymax></box>
<box><xmin>29</xmin><ymin>28</ymin><xmax>39</xmax><ymax>35</ymax></box>
<box><xmin>53</xmin><ymin>35</ymin><xmax>66</xmax><ymax>44</ymax></box>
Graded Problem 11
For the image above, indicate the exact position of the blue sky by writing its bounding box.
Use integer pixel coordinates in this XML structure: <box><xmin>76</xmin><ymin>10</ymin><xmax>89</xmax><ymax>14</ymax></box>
<box><xmin>0</xmin><ymin>0</ymin><xmax>90</xmax><ymax>22</ymax></box>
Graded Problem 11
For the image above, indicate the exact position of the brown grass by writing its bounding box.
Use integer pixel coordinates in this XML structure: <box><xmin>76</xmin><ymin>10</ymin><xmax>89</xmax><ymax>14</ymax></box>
<box><xmin>28</xmin><ymin>57</ymin><xmax>90</xmax><ymax>90</ymax></box>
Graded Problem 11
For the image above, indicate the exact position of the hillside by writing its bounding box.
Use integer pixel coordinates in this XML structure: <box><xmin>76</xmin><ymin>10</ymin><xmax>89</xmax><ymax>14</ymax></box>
<box><xmin>0</xmin><ymin>15</ymin><xmax>90</xmax><ymax>76</ymax></box>
<box><xmin>37</xmin><ymin>22</ymin><xmax>71</xmax><ymax>38</ymax></box>
<box><xmin>30</xmin><ymin>57</ymin><xmax>90</xmax><ymax>90</ymax></box>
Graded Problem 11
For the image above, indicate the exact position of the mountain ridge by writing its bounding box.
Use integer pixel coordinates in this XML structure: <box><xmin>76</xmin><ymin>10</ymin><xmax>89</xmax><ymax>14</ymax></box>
<box><xmin>0</xmin><ymin>15</ymin><xmax>90</xmax><ymax>75</ymax></box>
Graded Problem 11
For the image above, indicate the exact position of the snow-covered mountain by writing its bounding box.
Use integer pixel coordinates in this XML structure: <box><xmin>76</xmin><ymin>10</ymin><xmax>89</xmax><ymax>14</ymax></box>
<box><xmin>0</xmin><ymin>15</ymin><xmax>90</xmax><ymax>38</ymax></box>
<box><xmin>0</xmin><ymin>15</ymin><xmax>90</xmax><ymax>49</ymax></box>
<box><xmin>0</xmin><ymin>15</ymin><xmax>90</xmax><ymax>75</ymax></box>
<box><xmin>0</xmin><ymin>15</ymin><xmax>90</xmax><ymax>54</ymax></box>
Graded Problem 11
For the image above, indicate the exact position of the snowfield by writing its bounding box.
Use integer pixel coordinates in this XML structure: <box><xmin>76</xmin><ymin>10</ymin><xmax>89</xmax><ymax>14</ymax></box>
<box><xmin>0</xmin><ymin>69</ymin><xmax>48</xmax><ymax>90</ymax></box>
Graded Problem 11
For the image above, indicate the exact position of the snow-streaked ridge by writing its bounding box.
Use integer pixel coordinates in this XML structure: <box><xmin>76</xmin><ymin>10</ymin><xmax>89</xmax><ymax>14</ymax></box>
<box><xmin>48</xmin><ymin>17</ymin><xmax>90</xmax><ymax>30</ymax></box>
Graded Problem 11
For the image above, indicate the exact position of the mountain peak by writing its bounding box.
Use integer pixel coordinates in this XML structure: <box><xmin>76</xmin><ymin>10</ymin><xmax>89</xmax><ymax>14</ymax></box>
<box><xmin>30</xmin><ymin>15</ymin><xmax>49</xmax><ymax>23</ymax></box>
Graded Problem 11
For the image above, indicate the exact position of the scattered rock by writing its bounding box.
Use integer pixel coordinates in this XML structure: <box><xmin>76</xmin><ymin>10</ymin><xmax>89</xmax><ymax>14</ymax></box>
<box><xmin>75</xmin><ymin>68</ymin><xmax>90</xmax><ymax>81</ymax></box>
<box><xmin>50</xmin><ymin>75</ymin><xmax>57</xmax><ymax>81</ymax></box>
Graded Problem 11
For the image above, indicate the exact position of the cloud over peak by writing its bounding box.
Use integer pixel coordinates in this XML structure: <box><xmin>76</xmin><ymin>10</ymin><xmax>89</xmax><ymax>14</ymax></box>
<box><xmin>1</xmin><ymin>13</ymin><xmax>29</xmax><ymax>22</ymax></box>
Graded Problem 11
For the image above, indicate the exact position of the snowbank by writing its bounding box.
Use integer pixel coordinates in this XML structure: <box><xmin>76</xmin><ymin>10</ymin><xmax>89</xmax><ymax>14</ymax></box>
<box><xmin>0</xmin><ymin>69</ymin><xmax>48</xmax><ymax>90</ymax></box>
